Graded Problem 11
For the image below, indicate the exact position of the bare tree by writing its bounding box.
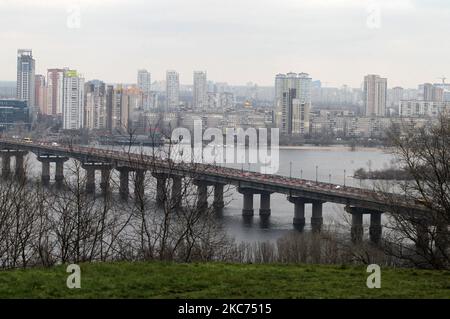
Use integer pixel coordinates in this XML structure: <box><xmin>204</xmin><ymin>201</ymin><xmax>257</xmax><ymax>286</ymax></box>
<box><xmin>382</xmin><ymin>113</ymin><xmax>450</xmax><ymax>269</ymax></box>
<box><xmin>114</xmin><ymin>119</ymin><xmax>233</xmax><ymax>263</ymax></box>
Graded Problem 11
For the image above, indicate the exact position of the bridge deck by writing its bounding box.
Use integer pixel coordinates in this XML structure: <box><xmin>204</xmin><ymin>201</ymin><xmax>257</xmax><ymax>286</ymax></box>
<box><xmin>0</xmin><ymin>138</ymin><xmax>423</xmax><ymax>212</ymax></box>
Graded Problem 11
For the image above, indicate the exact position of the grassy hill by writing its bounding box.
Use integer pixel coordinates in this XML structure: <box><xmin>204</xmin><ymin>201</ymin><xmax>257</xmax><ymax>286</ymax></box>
<box><xmin>0</xmin><ymin>262</ymin><xmax>449</xmax><ymax>298</ymax></box>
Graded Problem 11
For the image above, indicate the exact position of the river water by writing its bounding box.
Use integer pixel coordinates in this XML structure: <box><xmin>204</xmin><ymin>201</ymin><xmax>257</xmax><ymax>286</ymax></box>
<box><xmin>220</xmin><ymin>146</ymin><xmax>395</xmax><ymax>243</ymax></box>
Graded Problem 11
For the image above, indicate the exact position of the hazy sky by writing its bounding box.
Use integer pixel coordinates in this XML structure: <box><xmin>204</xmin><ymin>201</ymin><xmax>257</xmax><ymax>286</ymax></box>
<box><xmin>0</xmin><ymin>0</ymin><xmax>449</xmax><ymax>88</ymax></box>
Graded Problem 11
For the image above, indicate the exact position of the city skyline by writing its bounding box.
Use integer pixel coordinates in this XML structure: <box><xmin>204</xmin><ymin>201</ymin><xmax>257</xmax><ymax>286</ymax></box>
<box><xmin>3</xmin><ymin>52</ymin><xmax>448</xmax><ymax>91</ymax></box>
<box><xmin>2</xmin><ymin>48</ymin><xmax>448</xmax><ymax>90</ymax></box>
<box><xmin>0</xmin><ymin>0</ymin><xmax>449</xmax><ymax>88</ymax></box>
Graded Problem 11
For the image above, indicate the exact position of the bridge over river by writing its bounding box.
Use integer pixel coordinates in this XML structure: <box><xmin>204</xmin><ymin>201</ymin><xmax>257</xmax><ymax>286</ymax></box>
<box><xmin>0</xmin><ymin>138</ymin><xmax>427</xmax><ymax>244</ymax></box>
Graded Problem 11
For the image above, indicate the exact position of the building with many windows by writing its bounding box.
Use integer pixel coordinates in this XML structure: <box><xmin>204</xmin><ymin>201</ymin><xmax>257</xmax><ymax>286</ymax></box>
<box><xmin>46</xmin><ymin>68</ymin><xmax>65</xmax><ymax>116</ymax></box>
<box><xmin>62</xmin><ymin>69</ymin><xmax>84</xmax><ymax>130</ymax></box>
<box><xmin>166</xmin><ymin>70</ymin><xmax>180</xmax><ymax>110</ymax></box>
<box><xmin>363</xmin><ymin>74</ymin><xmax>387</xmax><ymax>116</ymax></box>
<box><xmin>421</xmin><ymin>83</ymin><xmax>444</xmax><ymax>102</ymax></box>
<box><xmin>309</xmin><ymin>111</ymin><xmax>430</xmax><ymax>138</ymax></box>
<box><xmin>0</xmin><ymin>99</ymin><xmax>29</xmax><ymax>131</ymax></box>
<box><xmin>193</xmin><ymin>71</ymin><xmax>207</xmax><ymax>109</ymax></box>
<box><xmin>274</xmin><ymin>72</ymin><xmax>312</xmax><ymax>135</ymax></box>
<box><xmin>137</xmin><ymin>69</ymin><xmax>151</xmax><ymax>110</ymax></box>
<box><xmin>111</xmin><ymin>85</ymin><xmax>138</xmax><ymax>132</ymax></box>
<box><xmin>16</xmin><ymin>49</ymin><xmax>35</xmax><ymax>118</ymax></box>
<box><xmin>399</xmin><ymin>100</ymin><xmax>450</xmax><ymax>117</ymax></box>
<box><xmin>388</xmin><ymin>86</ymin><xmax>404</xmax><ymax>113</ymax></box>
<box><xmin>85</xmin><ymin>80</ymin><xmax>107</xmax><ymax>130</ymax></box>
<box><xmin>34</xmin><ymin>74</ymin><xmax>46</xmax><ymax>114</ymax></box>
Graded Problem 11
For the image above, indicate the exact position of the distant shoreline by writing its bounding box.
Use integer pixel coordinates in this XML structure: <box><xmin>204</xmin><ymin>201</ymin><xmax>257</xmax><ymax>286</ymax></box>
<box><xmin>278</xmin><ymin>145</ymin><xmax>393</xmax><ymax>152</ymax></box>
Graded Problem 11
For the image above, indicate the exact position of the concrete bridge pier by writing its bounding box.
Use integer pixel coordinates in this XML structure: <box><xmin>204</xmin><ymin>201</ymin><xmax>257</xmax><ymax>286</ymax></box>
<box><xmin>54</xmin><ymin>158</ymin><xmax>68</xmax><ymax>188</ymax></box>
<box><xmin>346</xmin><ymin>206</ymin><xmax>383</xmax><ymax>244</ymax></box>
<box><xmin>134</xmin><ymin>170</ymin><xmax>146</xmax><ymax>201</ymax></box>
<box><xmin>36</xmin><ymin>156</ymin><xmax>68</xmax><ymax>187</ymax></box>
<box><xmin>213</xmin><ymin>183</ymin><xmax>225</xmax><ymax>210</ymax></box>
<box><xmin>100</xmin><ymin>168</ymin><xmax>111</xmax><ymax>195</ymax></box>
<box><xmin>311</xmin><ymin>201</ymin><xmax>324</xmax><ymax>233</ymax></box>
<box><xmin>14</xmin><ymin>151</ymin><xmax>27</xmax><ymax>181</ymax></box>
<box><xmin>84</xmin><ymin>166</ymin><xmax>96</xmax><ymax>194</ymax></box>
<box><xmin>153</xmin><ymin>173</ymin><xmax>167</xmax><ymax>206</ymax></box>
<box><xmin>238</xmin><ymin>188</ymin><xmax>254</xmax><ymax>217</ymax></box>
<box><xmin>369</xmin><ymin>212</ymin><xmax>383</xmax><ymax>244</ymax></box>
<box><xmin>243</xmin><ymin>192</ymin><xmax>254</xmax><ymax>216</ymax></box>
<box><xmin>289</xmin><ymin>197</ymin><xmax>306</xmax><ymax>231</ymax></box>
<box><xmin>351</xmin><ymin>212</ymin><xmax>364</xmax><ymax>243</ymax></box>
<box><xmin>171</xmin><ymin>176</ymin><xmax>182</xmax><ymax>208</ymax></box>
<box><xmin>346</xmin><ymin>206</ymin><xmax>365</xmax><ymax>243</ymax></box>
<box><xmin>259</xmin><ymin>192</ymin><xmax>272</xmax><ymax>217</ymax></box>
<box><xmin>118</xmin><ymin>168</ymin><xmax>130</xmax><ymax>200</ymax></box>
<box><xmin>1</xmin><ymin>153</ymin><xmax>11</xmax><ymax>179</ymax></box>
<box><xmin>82</xmin><ymin>163</ymin><xmax>112</xmax><ymax>195</ymax></box>
<box><xmin>196</xmin><ymin>181</ymin><xmax>208</xmax><ymax>211</ymax></box>
<box><xmin>40</xmin><ymin>160</ymin><xmax>51</xmax><ymax>186</ymax></box>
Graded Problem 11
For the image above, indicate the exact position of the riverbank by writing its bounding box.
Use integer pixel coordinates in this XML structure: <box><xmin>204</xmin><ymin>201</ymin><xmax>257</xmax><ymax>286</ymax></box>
<box><xmin>279</xmin><ymin>144</ymin><xmax>393</xmax><ymax>152</ymax></box>
<box><xmin>1</xmin><ymin>262</ymin><xmax>448</xmax><ymax>298</ymax></box>
<box><xmin>354</xmin><ymin>167</ymin><xmax>413</xmax><ymax>180</ymax></box>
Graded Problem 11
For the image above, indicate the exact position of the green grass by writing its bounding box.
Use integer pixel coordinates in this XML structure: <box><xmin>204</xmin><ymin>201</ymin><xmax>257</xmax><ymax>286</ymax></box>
<box><xmin>0</xmin><ymin>262</ymin><xmax>449</xmax><ymax>298</ymax></box>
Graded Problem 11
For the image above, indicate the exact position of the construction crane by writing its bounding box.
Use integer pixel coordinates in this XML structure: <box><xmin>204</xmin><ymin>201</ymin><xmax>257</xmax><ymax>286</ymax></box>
<box><xmin>437</xmin><ymin>76</ymin><xmax>447</xmax><ymax>85</ymax></box>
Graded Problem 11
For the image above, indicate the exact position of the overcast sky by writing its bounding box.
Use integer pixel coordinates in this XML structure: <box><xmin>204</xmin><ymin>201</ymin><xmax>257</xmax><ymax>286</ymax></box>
<box><xmin>0</xmin><ymin>0</ymin><xmax>449</xmax><ymax>88</ymax></box>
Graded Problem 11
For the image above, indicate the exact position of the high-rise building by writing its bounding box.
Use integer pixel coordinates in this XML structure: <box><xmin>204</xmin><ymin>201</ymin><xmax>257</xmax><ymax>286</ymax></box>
<box><xmin>166</xmin><ymin>70</ymin><xmax>180</xmax><ymax>110</ymax></box>
<box><xmin>391</xmin><ymin>87</ymin><xmax>404</xmax><ymax>105</ymax></box>
<box><xmin>46</xmin><ymin>68</ymin><xmax>65</xmax><ymax>116</ymax></box>
<box><xmin>34</xmin><ymin>74</ymin><xmax>46</xmax><ymax>114</ymax></box>
<box><xmin>85</xmin><ymin>80</ymin><xmax>107</xmax><ymax>130</ymax></box>
<box><xmin>0</xmin><ymin>100</ymin><xmax>29</xmax><ymax>130</ymax></box>
<box><xmin>126</xmin><ymin>85</ymin><xmax>144</xmax><ymax>110</ymax></box>
<box><xmin>292</xmin><ymin>99</ymin><xmax>310</xmax><ymax>135</ymax></box>
<box><xmin>16</xmin><ymin>49</ymin><xmax>35</xmax><ymax>118</ymax></box>
<box><xmin>422</xmin><ymin>83</ymin><xmax>444</xmax><ymax>102</ymax></box>
<box><xmin>193</xmin><ymin>71</ymin><xmax>207</xmax><ymax>109</ymax></box>
<box><xmin>137</xmin><ymin>69</ymin><xmax>151</xmax><ymax>110</ymax></box>
<box><xmin>112</xmin><ymin>86</ymin><xmax>124</xmax><ymax>131</ymax></box>
<box><xmin>423</xmin><ymin>83</ymin><xmax>434</xmax><ymax>101</ymax></box>
<box><xmin>387</xmin><ymin>86</ymin><xmax>404</xmax><ymax>114</ymax></box>
<box><xmin>363</xmin><ymin>74</ymin><xmax>387</xmax><ymax>116</ymax></box>
<box><xmin>106</xmin><ymin>85</ymin><xmax>114</xmax><ymax>131</ymax></box>
<box><xmin>433</xmin><ymin>87</ymin><xmax>444</xmax><ymax>102</ymax></box>
<box><xmin>274</xmin><ymin>73</ymin><xmax>287</xmax><ymax>111</ymax></box>
<box><xmin>62</xmin><ymin>69</ymin><xmax>84</xmax><ymax>130</ymax></box>
<box><xmin>274</xmin><ymin>72</ymin><xmax>312</xmax><ymax>135</ymax></box>
<box><xmin>111</xmin><ymin>85</ymin><xmax>131</xmax><ymax>132</ymax></box>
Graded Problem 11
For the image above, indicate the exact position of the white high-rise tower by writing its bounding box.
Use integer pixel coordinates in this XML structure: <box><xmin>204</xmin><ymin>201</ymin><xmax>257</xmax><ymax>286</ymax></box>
<box><xmin>364</xmin><ymin>74</ymin><xmax>387</xmax><ymax>116</ymax></box>
<box><xmin>137</xmin><ymin>69</ymin><xmax>151</xmax><ymax>110</ymax></box>
<box><xmin>16</xmin><ymin>49</ymin><xmax>35</xmax><ymax>118</ymax></box>
<box><xmin>166</xmin><ymin>70</ymin><xmax>180</xmax><ymax>110</ymax></box>
<box><xmin>62</xmin><ymin>69</ymin><xmax>84</xmax><ymax>130</ymax></box>
<box><xmin>274</xmin><ymin>72</ymin><xmax>312</xmax><ymax>135</ymax></box>
<box><xmin>193</xmin><ymin>71</ymin><xmax>207</xmax><ymax>109</ymax></box>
